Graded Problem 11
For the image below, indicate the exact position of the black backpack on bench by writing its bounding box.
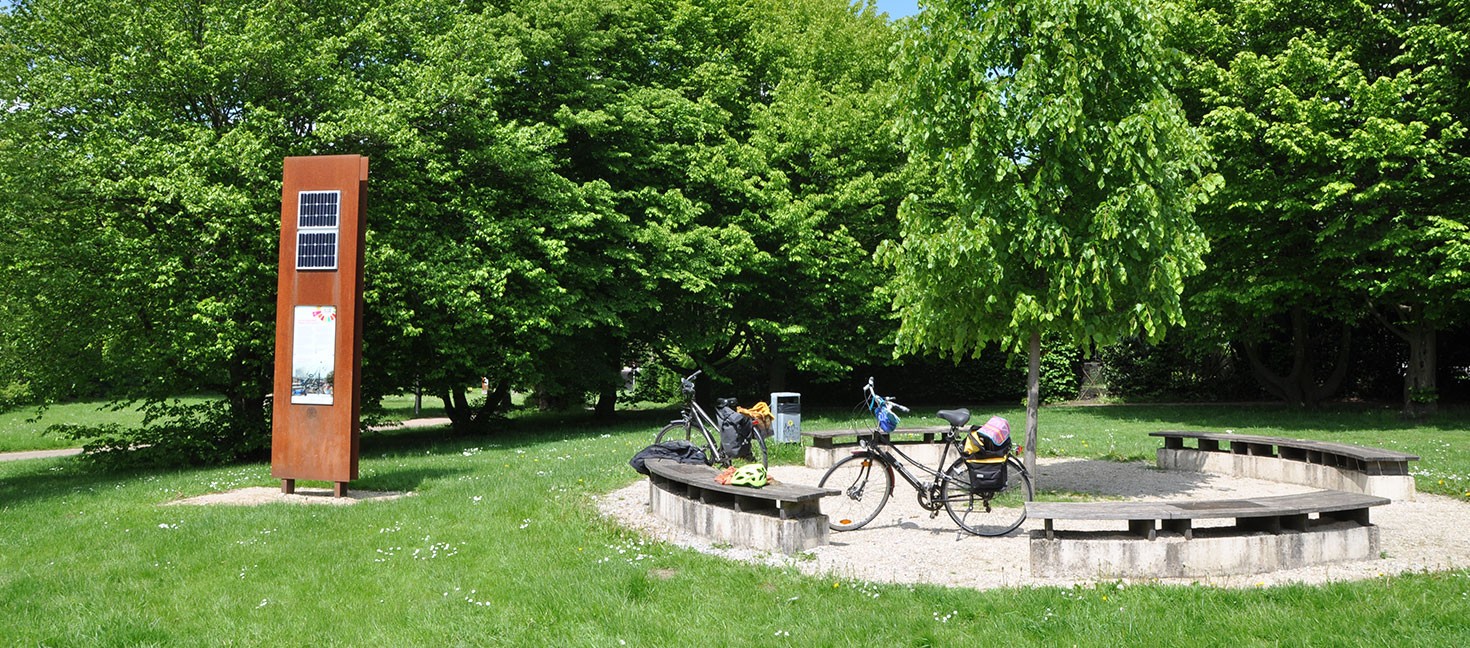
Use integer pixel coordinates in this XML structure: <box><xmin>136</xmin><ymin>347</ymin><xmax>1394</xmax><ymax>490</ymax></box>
<box><xmin>716</xmin><ymin>398</ymin><xmax>757</xmax><ymax>460</ymax></box>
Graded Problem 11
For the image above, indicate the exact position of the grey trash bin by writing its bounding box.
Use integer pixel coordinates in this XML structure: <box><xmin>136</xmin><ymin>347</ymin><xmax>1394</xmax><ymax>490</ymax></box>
<box><xmin>770</xmin><ymin>392</ymin><xmax>801</xmax><ymax>443</ymax></box>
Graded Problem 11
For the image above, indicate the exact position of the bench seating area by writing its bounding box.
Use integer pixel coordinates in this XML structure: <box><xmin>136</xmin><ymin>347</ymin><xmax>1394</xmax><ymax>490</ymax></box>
<box><xmin>643</xmin><ymin>459</ymin><xmax>837</xmax><ymax>554</ymax></box>
<box><xmin>803</xmin><ymin>426</ymin><xmax>950</xmax><ymax>469</ymax></box>
<box><xmin>1027</xmin><ymin>490</ymin><xmax>1390</xmax><ymax>578</ymax></box>
<box><xmin>1027</xmin><ymin>490</ymin><xmax>1389</xmax><ymax>540</ymax></box>
<box><xmin>1151</xmin><ymin>431</ymin><xmax>1420</xmax><ymax>500</ymax></box>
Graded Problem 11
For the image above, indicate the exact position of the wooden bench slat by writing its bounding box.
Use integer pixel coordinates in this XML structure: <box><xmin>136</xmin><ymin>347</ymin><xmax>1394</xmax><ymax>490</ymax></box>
<box><xmin>643</xmin><ymin>459</ymin><xmax>837</xmax><ymax>503</ymax></box>
<box><xmin>1150</xmin><ymin>431</ymin><xmax>1419</xmax><ymax>462</ymax></box>
<box><xmin>1028</xmin><ymin>490</ymin><xmax>1388</xmax><ymax>540</ymax></box>
<box><xmin>1026</xmin><ymin>490</ymin><xmax>1389</xmax><ymax>522</ymax></box>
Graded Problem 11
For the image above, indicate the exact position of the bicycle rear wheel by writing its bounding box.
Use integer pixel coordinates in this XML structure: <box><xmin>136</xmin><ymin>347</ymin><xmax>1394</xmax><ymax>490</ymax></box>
<box><xmin>818</xmin><ymin>452</ymin><xmax>893</xmax><ymax>531</ymax></box>
<box><xmin>940</xmin><ymin>456</ymin><xmax>1033</xmax><ymax>537</ymax></box>
<box><xmin>743</xmin><ymin>430</ymin><xmax>769</xmax><ymax>471</ymax></box>
<box><xmin>654</xmin><ymin>421</ymin><xmax>719</xmax><ymax>466</ymax></box>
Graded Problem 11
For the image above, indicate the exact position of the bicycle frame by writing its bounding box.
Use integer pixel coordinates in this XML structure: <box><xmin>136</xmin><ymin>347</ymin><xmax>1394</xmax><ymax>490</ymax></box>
<box><xmin>853</xmin><ymin>429</ymin><xmax>968</xmax><ymax>509</ymax></box>
<box><xmin>821</xmin><ymin>377</ymin><xmax>1033</xmax><ymax>536</ymax></box>
<box><xmin>667</xmin><ymin>400</ymin><xmax>720</xmax><ymax>446</ymax></box>
<box><xmin>853</xmin><ymin>378</ymin><xmax>1024</xmax><ymax>509</ymax></box>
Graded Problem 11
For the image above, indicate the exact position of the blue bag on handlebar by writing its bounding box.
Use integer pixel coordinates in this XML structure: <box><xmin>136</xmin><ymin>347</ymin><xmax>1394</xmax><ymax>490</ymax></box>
<box><xmin>870</xmin><ymin>396</ymin><xmax>898</xmax><ymax>433</ymax></box>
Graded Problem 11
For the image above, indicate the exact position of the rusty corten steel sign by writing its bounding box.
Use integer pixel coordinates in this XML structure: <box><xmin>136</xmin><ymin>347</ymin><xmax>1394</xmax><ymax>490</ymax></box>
<box><xmin>271</xmin><ymin>155</ymin><xmax>368</xmax><ymax>497</ymax></box>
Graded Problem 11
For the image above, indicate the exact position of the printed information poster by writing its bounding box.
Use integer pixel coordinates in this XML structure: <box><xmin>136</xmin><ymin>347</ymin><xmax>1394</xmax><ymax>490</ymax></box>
<box><xmin>291</xmin><ymin>306</ymin><xmax>336</xmax><ymax>405</ymax></box>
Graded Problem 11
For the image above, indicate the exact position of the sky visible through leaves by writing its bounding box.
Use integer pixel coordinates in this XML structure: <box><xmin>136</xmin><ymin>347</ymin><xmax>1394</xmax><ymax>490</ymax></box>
<box><xmin>873</xmin><ymin>0</ymin><xmax>918</xmax><ymax>20</ymax></box>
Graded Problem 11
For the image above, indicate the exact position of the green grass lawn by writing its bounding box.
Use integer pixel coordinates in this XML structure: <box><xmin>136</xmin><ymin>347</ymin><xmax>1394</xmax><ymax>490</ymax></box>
<box><xmin>1</xmin><ymin>392</ymin><xmax>439</xmax><ymax>454</ymax></box>
<box><xmin>0</xmin><ymin>401</ymin><xmax>168</xmax><ymax>453</ymax></box>
<box><xmin>2</xmin><ymin>403</ymin><xmax>1469</xmax><ymax>644</ymax></box>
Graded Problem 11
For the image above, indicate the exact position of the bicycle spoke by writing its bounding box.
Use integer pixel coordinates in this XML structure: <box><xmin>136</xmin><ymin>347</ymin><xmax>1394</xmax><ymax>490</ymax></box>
<box><xmin>941</xmin><ymin>457</ymin><xmax>1032</xmax><ymax>536</ymax></box>
<box><xmin>818</xmin><ymin>453</ymin><xmax>892</xmax><ymax>531</ymax></box>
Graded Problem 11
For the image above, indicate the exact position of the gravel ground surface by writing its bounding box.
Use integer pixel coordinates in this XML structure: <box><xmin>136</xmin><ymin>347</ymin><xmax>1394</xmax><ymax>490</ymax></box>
<box><xmin>598</xmin><ymin>458</ymin><xmax>1470</xmax><ymax>590</ymax></box>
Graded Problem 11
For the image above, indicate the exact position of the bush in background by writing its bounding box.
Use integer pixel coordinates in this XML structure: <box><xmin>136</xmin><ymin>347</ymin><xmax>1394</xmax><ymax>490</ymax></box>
<box><xmin>1100</xmin><ymin>336</ymin><xmax>1258</xmax><ymax>402</ymax></box>
<box><xmin>0</xmin><ymin>381</ymin><xmax>33</xmax><ymax>414</ymax></box>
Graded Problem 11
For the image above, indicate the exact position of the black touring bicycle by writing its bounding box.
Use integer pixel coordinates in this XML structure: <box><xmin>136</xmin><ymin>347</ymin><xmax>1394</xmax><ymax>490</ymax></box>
<box><xmin>818</xmin><ymin>378</ymin><xmax>1034</xmax><ymax>536</ymax></box>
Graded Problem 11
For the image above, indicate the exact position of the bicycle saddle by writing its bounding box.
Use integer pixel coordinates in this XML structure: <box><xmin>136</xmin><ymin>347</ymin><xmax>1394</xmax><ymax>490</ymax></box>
<box><xmin>936</xmin><ymin>408</ymin><xmax>971</xmax><ymax>428</ymax></box>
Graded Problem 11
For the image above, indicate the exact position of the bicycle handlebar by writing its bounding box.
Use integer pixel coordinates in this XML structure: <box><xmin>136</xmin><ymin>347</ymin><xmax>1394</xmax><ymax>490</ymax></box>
<box><xmin>864</xmin><ymin>377</ymin><xmax>909</xmax><ymax>412</ymax></box>
<box><xmin>680</xmin><ymin>370</ymin><xmax>701</xmax><ymax>395</ymax></box>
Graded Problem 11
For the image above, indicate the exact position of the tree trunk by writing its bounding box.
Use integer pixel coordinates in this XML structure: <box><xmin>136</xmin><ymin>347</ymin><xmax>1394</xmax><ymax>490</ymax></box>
<box><xmin>1370</xmin><ymin>306</ymin><xmax>1439</xmax><ymax>418</ymax></box>
<box><xmin>593</xmin><ymin>385</ymin><xmax>617</xmax><ymax>421</ymax></box>
<box><xmin>1025</xmin><ymin>331</ymin><xmax>1040</xmax><ymax>484</ymax></box>
<box><xmin>444</xmin><ymin>388</ymin><xmax>471</xmax><ymax>433</ymax></box>
<box><xmin>1304</xmin><ymin>322</ymin><xmax>1352</xmax><ymax>407</ymax></box>
<box><xmin>482</xmin><ymin>380</ymin><xmax>511</xmax><ymax>420</ymax></box>
<box><xmin>1242</xmin><ymin>308</ymin><xmax>1350</xmax><ymax>407</ymax></box>
<box><xmin>1244</xmin><ymin>338</ymin><xmax>1301</xmax><ymax>404</ymax></box>
<box><xmin>767</xmin><ymin>354</ymin><xmax>788</xmax><ymax>395</ymax></box>
<box><xmin>1403</xmin><ymin>323</ymin><xmax>1437</xmax><ymax>417</ymax></box>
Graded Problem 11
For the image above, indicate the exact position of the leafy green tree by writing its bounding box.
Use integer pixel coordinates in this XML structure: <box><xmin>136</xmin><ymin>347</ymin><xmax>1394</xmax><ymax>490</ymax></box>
<box><xmin>722</xmin><ymin>0</ymin><xmax>907</xmax><ymax>391</ymax></box>
<box><xmin>885</xmin><ymin>0</ymin><xmax>1219</xmax><ymax>475</ymax></box>
<box><xmin>488</xmin><ymin>0</ymin><xmax>905</xmax><ymax>411</ymax></box>
<box><xmin>1175</xmin><ymin>0</ymin><xmax>1470</xmax><ymax>415</ymax></box>
<box><xmin>1</xmin><ymin>0</ymin><xmax>907</xmax><ymax>457</ymax></box>
<box><xmin>329</xmin><ymin>2</ymin><xmax>599</xmax><ymax>432</ymax></box>
<box><xmin>1183</xmin><ymin>30</ymin><xmax>1376</xmax><ymax>406</ymax></box>
<box><xmin>0</xmin><ymin>0</ymin><xmax>374</xmax><ymax>462</ymax></box>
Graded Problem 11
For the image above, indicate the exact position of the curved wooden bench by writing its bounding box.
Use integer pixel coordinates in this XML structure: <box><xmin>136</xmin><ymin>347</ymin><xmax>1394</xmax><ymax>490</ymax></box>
<box><xmin>804</xmin><ymin>426</ymin><xmax>947</xmax><ymax>449</ymax></box>
<box><xmin>1151</xmin><ymin>431</ymin><xmax>1419</xmax><ymax>500</ymax></box>
<box><xmin>643</xmin><ymin>459</ymin><xmax>837</xmax><ymax>553</ymax></box>
<box><xmin>1027</xmin><ymin>490</ymin><xmax>1391</xmax><ymax>578</ymax></box>
<box><xmin>644</xmin><ymin>459</ymin><xmax>836</xmax><ymax>520</ymax></box>
<box><xmin>1027</xmin><ymin>490</ymin><xmax>1389</xmax><ymax>540</ymax></box>
<box><xmin>803</xmin><ymin>426</ymin><xmax>950</xmax><ymax>469</ymax></box>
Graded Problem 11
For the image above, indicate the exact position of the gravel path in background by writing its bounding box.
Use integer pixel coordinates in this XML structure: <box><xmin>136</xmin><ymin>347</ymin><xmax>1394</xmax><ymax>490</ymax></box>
<box><xmin>598</xmin><ymin>458</ymin><xmax>1470</xmax><ymax>590</ymax></box>
<box><xmin>0</xmin><ymin>448</ymin><xmax>84</xmax><ymax>462</ymax></box>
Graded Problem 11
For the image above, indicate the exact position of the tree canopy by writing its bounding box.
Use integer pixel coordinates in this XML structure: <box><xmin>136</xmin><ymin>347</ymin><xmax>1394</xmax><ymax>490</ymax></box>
<box><xmin>3</xmin><ymin>0</ymin><xmax>1466</xmax><ymax>466</ymax></box>
<box><xmin>1174</xmin><ymin>0</ymin><xmax>1470</xmax><ymax>414</ymax></box>
<box><xmin>0</xmin><ymin>0</ymin><xmax>906</xmax><ymax>461</ymax></box>
<box><xmin>886</xmin><ymin>0</ymin><xmax>1219</xmax><ymax>473</ymax></box>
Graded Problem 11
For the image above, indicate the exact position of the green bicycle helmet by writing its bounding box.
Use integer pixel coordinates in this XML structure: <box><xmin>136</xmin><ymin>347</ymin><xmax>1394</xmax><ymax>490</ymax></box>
<box><xmin>729</xmin><ymin>464</ymin><xmax>768</xmax><ymax>488</ymax></box>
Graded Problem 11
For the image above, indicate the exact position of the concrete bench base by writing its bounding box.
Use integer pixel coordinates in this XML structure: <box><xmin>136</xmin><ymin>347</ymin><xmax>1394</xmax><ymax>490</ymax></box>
<box><xmin>642</xmin><ymin>459</ymin><xmax>835</xmax><ymax>554</ymax></box>
<box><xmin>1158</xmin><ymin>448</ymin><xmax>1417</xmax><ymax>501</ymax></box>
<box><xmin>1030</xmin><ymin>520</ymin><xmax>1381</xmax><ymax>579</ymax></box>
<box><xmin>647</xmin><ymin>479</ymin><xmax>830</xmax><ymax>554</ymax></box>
<box><xmin>1151</xmin><ymin>432</ymin><xmax>1419</xmax><ymax>501</ymax></box>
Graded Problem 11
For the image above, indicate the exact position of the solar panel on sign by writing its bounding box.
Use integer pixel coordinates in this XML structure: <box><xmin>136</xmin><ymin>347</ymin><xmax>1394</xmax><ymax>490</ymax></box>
<box><xmin>297</xmin><ymin>231</ymin><xmax>339</xmax><ymax>270</ymax></box>
<box><xmin>296</xmin><ymin>190</ymin><xmax>341</xmax><ymax>270</ymax></box>
<box><xmin>298</xmin><ymin>191</ymin><xmax>340</xmax><ymax>228</ymax></box>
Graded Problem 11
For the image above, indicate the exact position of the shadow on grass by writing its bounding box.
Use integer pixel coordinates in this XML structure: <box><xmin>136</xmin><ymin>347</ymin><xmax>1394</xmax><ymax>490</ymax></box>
<box><xmin>342</xmin><ymin>466</ymin><xmax>465</xmax><ymax>493</ymax></box>
<box><xmin>0</xmin><ymin>455</ymin><xmax>473</xmax><ymax>510</ymax></box>
<box><xmin>361</xmin><ymin>408</ymin><xmax>676</xmax><ymax>459</ymax></box>
<box><xmin>1</xmin><ymin>404</ymin><xmax>811</xmax><ymax>510</ymax></box>
<box><xmin>0</xmin><ymin>459</ymin><xmax>180</xmax><ymax>509</ymax></box>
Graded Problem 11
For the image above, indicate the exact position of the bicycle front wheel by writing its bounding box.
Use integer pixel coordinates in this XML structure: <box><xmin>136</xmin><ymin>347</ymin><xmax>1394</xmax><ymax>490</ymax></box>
<box><xmin>941</xmin><ymin>456</ymin><xmax>1033</xmax><ymax>537</ymax></box>
<box><xmin>655</xmin><ymin>421</ymin><xmax>719</xmax><ymax>466</ymax></box>
<box><xmin>818</xmin><ymin>452</ymin><xmax>893</xmax><ymax>531</ymax></box>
